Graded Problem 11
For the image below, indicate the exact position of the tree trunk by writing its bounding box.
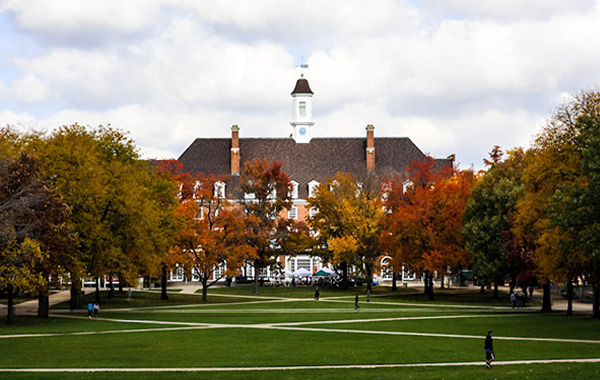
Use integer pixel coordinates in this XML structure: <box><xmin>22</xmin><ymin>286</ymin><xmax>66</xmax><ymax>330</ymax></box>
<box><xmin>202</xmin><ymin>275</ymin><xmax>209</xmax><ymax>302</ymax></box>
<box><xmin>541</xmin><ymin>282</ymin><xmax>552</xmax><ymax>313</ymax></box>
<box><xmin>341</xmin><ymin>262</ymin><xmax>349</xmax><ymax>290</ymax></box>
<box><xmin>391</xmin><ymin>272</ymin><xmax>397</xmax><ymax>292</ymax></box>
<box><xmin>566</xmin><ymin>280</ymin><xmax>573</xmax><ymax>316</ymax></box>
<box><xmin>593</xmin><ymin>287</ymin><xmax>600</xmax><ymax>319</ymax></box>
<box><xmin>6</xmin><ymin>285</ymin><xmax>15</xmax><ymax>325</ymax></box>
<box><xmin>161</xmin><ymin>264</ymin><xmax>169</xmax><ymax>300</ymax></box>
<box><xmin>365</xmin><ymin>265</ymin><xmax>373</xmax><ymax>292</ymax></box>
<box><xmin>108</xmin><ymin>276</ymin><xmax>114</xmax><ymax>298</ymax></box>
<box><xmin>253</xmin><ymin>259</ymin><xmax>260</xmax><ymax>295</ymax></box>
<box><xmin>480</xmin><ymin>284</ymin><xmax>485</xmax><ymax>293</ymax></box>
<box><xmin>493</xmin><ymin>281</ymin><xmax>499</xmax><ymax>299</ymax></box>
<box><xmin>428</xmin><ymin>274</ymin><xmax>434</xmax><ymax>300</ymax></box>
<box><xmin>118</xmin><ymin>274</ymin><xmax>124</xmax><ymax>293</ymax></box>
<box><xmin>440</xmin><ymin>275</ymin><xmax>445</xmax><ymax>289</ymax></box>
<box><xmin>69</xmin><ymin>282</ymin><xmax>81</xmax><ymax>311</ymax></box>
<box><xmin>95</xmin><ymin>277</ymin><xmax>100</xmax><ymax>304</ymax></box>
<box><xmin>423</xmin><ymin>271</ymin><xmax>430</xmax><ymax>295</ymax></box>
<box><xmin>37</xmin><ymin>291</ymin><xmax>49</xmax><ymax>318</ymax></box>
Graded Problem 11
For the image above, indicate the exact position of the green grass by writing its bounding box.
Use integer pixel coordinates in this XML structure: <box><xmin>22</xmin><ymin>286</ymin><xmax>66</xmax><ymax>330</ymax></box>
<box><xmin>1</xmin><ymin>363</ymin><xmax>600</xmax><ymax>380</ymax></box>
<box><xmin>51</xmin><ymin>290</ymin><xmax>255</xmax><ymax>310</ymax></box>
<box><xmin>1</xmin><ymin>286</ymin><xmax>598</xmax><ymax>379</ymax></box>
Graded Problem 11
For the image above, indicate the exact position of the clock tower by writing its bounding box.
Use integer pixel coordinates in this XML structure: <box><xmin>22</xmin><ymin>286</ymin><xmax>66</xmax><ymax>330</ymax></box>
<box><xmin>290</xmin><ymin>77</ymin><xmax>315</xmax><ymax>143</ymax></box>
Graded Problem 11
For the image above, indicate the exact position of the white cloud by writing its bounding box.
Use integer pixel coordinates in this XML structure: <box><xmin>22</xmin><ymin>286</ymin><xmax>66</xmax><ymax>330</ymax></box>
<box><xmin>1</xmin><ymin>1</ymin><xmax>600</xmax><ymax>170</ymax></box>
<box><xmin>13</xmin><ymin>73</ymin><xmax>48</xmax><ymax>103</ymax></box>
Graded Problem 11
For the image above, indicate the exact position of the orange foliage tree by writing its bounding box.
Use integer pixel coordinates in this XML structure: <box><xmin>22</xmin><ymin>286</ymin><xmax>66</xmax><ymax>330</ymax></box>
<box><xmin>172</xmin><ymin>173</ymin><xmax>253</xmax><ymax>302</ymax></box>
<box><xmin>240</xmin><ymin>159</ymin><xmax>302</xmax><ymax>295</ymax></box>
<box><xmin>381</xmin><ymin>157</ymin><xmax>474</xmax><ymax>299</ymax></box>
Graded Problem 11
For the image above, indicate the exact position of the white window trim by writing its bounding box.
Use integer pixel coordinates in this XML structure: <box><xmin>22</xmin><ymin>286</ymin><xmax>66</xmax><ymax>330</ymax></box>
<box><xmin>214</xmin><ymin>181</ymin><xmax>226</xmax><ymax>198</ymax></box>
<box><xmin>290</xmin><ymin>180</ymin><xmax>299</xmax><ymax>199</ymax></box>
<box><xmin>308</xmin><ymin>180</ymin><xmax>320</xmax><ymax>198</ymax></box>
<box><xmin>288</xmin><ymin>206</ymin><xmax>298</xmax><ymax>220</ymax></box>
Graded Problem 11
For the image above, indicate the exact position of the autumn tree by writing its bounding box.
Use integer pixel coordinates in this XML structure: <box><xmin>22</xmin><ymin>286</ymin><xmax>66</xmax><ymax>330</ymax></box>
<box><xmin>530</xmin><ymin>91</ymin><xmax>600</xmax><ymax>317</ymax></box>
<box><xmin>0</xmin><ymin>153</ymin><xmax>76</xmax><ymax>323</ymax></box>
<box><xmin>240</xmin><ymin>159</ymin><xmax>294</xmax><ymax>294</ymax></box>
<box><xmin>382</xmin><ymin>157</ymin><xmax>473</xmax><ymax>299</ymax></box>
<box><xmin>33</xmin><ymin>124</ymin><xmax>175</xmax><ymax>304</ymax></box>
<box><xmin>309</xmin><ymin>172</ymin><xmax>385</xmax><ymax>291</ymax></box>
<box><xmin>173</xmin><ymin>173</ymin><xmax>252</xmax><ymax>301</ymax></box>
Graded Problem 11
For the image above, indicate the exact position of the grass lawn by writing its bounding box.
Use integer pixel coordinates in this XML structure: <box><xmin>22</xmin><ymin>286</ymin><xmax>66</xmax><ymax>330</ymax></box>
<box><xmin>1</xmin><ymin>286</ymin><xmax>598</xmax><ymax>379</ymax></box>
<box><xmin>2</xmin><ymin>363</ymin><xmax>600</xmax><ymax>380</ymax></box>
<box><xmin>51</xmin><ymin>290</ymin><xmax>257</xmax><ymax>310</ymax></box>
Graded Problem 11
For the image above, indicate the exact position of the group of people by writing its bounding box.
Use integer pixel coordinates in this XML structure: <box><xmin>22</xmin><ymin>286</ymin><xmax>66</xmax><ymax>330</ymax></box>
<box><xmin>510</xmin><ymin>286</ymin><xmax>533</xmax><ymax>308</ymax></box>
<box><xmin>87</xmin><ymin>302</ymin><xmax>100</xmax><ymax>319</ymax></box>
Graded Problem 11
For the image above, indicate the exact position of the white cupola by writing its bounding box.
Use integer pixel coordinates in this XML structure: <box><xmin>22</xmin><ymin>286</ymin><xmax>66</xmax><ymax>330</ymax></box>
<box><xmin>290</xmin><ymin>77</ymin><xmax>315</xmax><ymax>143</ymax></box>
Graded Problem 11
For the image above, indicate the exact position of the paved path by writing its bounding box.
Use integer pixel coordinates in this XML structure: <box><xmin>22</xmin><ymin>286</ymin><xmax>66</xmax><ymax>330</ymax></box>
<box><xmin>1</xmin><ymin>358</ymin><xmax>600</xmax><ymax>373</ymax></box>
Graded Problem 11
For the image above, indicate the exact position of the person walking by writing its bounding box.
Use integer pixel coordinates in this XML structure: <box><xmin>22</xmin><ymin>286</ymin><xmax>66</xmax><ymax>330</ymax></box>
<box><xmin>366</xmin><ymin>288</ymin><xmax>371</xmax><ymax>303</ymax></box>
<box><xmin>484</xmin><ymin>331</ymin><xmax>494</xmax><ymax>368</ymax></box>
<box><xmin>127</xmin><ymin>288</ymin><xmax>132</xmax><ymax>302</ymax></box>
<box><xmin>314</xmin><ymin>286</ymin><xmax>320</xmax><ymax>301</ymax></box>
<box><xmin>355</xmin><ymin>293</ymin><xmax>360</xmax><ymax>310</ymax></box>
<box><xmin>87</xmin><ymin>302</ymin><xmax>93</xmax><ymax>319</ymax></box>
<box><xmin>93</xmin><ymin>303</ymin><xmax>99</xmax><ymax>318</ymax></box>
<box><xmin>510</xmin><ymin>292</ymin><xmax>517</xmax><ymax>308</ymax></box>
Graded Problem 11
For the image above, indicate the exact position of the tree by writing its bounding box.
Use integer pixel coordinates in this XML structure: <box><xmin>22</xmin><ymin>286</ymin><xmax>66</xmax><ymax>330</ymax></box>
<box><xmin>382</xmin><ymin>157</ymin><xmax>473</xmax><ymax>299</ymax></box>
<box><xmin>540</xmin><ymin>91</ymin><xmax>600</xmax><ymax>317</ymax></box>
<box><xmin>33</xmin><ymin>124</ymin><xmax>174</xmax><ymax>305</ymax></box>
<box><xmin>513</xmin><ymin>92</ymin><xmax>600</xmax><ymax>314</ymax></box>
<box><xmin>0</xmin><ymin>153</ymin><xmax>75</xmax><ymax>323</ymax></box>
<box><xmin>173</xmin><ymin>173</ymin><xmax>252</xmax><ymax>301</ymax></box>
<box><xmin>240</xmin><ymin>159</ymin><xmax>293</xmax><ymax>294</ymax></box>
<box><xmin>309</xmin><ymin>172</ymin><xmax>385</xmax><ymax>290</ymax></box>
<box><xmin>464</xmin><ymin>148</ymin><xmax>525</xmax><ymax>299</ymax></box>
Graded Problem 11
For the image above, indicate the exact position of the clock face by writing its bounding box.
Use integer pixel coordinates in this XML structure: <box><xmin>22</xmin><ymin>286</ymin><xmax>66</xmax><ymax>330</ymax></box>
<box><xmin>299</xmin><ymin>127</ymin><xmax>307</xmax><ymax>136</ymax></box>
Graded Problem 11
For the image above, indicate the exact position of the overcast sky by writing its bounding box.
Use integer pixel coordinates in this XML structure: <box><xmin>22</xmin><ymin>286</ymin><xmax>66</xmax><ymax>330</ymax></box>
<box><xmin>1</xmin><ymin>1</ymin><xmax>599</xmax><ymax>169</ymax></box>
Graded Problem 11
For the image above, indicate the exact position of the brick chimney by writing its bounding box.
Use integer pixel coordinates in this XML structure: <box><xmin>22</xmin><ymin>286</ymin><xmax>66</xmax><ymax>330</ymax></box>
<box><xmin>366</xmin><ymin>124</ymin><xmax>375</xmax><ymax>173</ymax></box>
<box><xmin>231</xmin><ymin>125</ymin><xmax>240</xmax><ymax>175</ymax></box>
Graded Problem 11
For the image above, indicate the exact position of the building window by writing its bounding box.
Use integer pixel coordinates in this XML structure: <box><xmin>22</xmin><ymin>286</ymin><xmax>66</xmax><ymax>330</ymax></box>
<box><xmin>290</xmin><ymin>180</ymin><xmax>299</xmax><ymax>199</ymax></box>
<box><xmin>194</xmin><ymin>202</ymin><xmax>204</xmax><ymax>220</ymax></box>
<box><xmin>308</xmin><ymin>180</ymin><xmax>320</xmax><ymax>198</ymax></box>
<box><xmin>288</xmin><ymin>206</ymin><xmax>298</xmax><ymax>220</ymax></box>
<box><xmin>214</xmin><ymin>181</ymin><xmax>226</xmax><ymax>198</ymax></box>
<box><xmin>309</xmin><ymin>207</ymin><xmax>318</xmax><ymax>218</ymax></box>
<box><xmin>299</xmin><ymin>101</ymin><xmax>306</xmax><ymax>117</ymax></box>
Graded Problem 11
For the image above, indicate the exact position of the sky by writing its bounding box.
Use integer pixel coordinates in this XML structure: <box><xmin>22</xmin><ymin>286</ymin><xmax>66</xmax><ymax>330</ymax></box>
<box><xmin>1</xmin><ymin>0</ymin><xmax>600</xmax><ymax>170</ymax></box>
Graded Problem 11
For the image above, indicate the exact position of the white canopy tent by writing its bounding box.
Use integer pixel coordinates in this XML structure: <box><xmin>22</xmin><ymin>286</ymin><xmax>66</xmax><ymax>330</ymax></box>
<box><xmin>292</xmin><ymin>268</ymin><xmax>312</xmax><ymax>277</ymax></box>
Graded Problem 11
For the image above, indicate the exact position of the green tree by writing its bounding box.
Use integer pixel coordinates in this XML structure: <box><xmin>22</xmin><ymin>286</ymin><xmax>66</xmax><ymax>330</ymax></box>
<box><xmin>544</xmin><ymin>92</ymin><xmax>600</xmax><ymax>317</ymax></box>
<box><xmin>463</xmin><ymin>148</ymin><xmax>525</xmax><ymax>299</ymax></box>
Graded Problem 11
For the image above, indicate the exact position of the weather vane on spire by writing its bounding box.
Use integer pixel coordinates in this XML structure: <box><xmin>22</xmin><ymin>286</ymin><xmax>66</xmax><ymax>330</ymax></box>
<box><xmin>295</xmin><ymin>55</ymin><xmax>309</xmax><ymax>78</ymax></box>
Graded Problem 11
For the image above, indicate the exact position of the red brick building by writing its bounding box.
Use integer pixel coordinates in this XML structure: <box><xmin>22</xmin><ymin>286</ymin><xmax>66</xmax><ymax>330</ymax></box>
<box><xmin>177</xmin><ymin>77</ymin><xmax>454</xmax><ymax>280</ymax></box>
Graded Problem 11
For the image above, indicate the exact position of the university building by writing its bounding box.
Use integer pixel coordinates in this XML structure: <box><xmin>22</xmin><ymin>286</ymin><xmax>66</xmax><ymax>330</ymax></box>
<box><xmin>176</xmin><ymin>76</ymin><xmax>454</xmax><ymax>282</ymax></box>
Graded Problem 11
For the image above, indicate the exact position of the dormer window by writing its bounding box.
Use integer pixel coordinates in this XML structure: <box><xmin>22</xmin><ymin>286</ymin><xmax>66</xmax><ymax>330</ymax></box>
<box><xmin>290</xmin><ymin>180</ymin><xmax>299</xmax><ymax>199</ymax></box>
<box><xmin>308</xmin><ymin>180</ymin><xmax>320</xmax><ymax>198</ymax></box>
<box><xmin>214</xmin><ymin>181</ymin><xmax>226</xmax><ymax>198</ymax></box>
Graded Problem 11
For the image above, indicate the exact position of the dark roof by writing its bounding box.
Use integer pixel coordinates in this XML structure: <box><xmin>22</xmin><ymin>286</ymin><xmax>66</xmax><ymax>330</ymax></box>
<box><xmin>291</xmin><ymin>78</ymin><xmax>313</xmax><ymax>95</ymax></box>
<box><xmin>178</xmin><ymin>137</ymin><xmax>453</xmax><ymax>198</ymax></box>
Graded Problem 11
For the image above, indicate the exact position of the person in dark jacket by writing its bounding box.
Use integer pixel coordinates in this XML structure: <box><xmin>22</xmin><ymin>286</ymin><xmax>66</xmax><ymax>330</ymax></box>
<box><xmin>485</xmin><ymin>331</ymin><xmax>494</xmax><ymax>368</ymax></box>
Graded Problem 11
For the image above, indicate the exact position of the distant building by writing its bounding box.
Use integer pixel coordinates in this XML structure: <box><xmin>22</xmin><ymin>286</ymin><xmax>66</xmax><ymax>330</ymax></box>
<box><xmin>176</xmin><ymin>76</ymin><xmax>454</xmax><ymax>282</ymax></box>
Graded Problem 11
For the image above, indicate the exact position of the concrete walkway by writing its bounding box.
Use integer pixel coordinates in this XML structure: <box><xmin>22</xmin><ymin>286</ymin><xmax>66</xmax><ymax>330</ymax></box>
<box><xmin>0</xmin><ymin>290</ymin><xmax>71</xmax><ymax>318</ymax></box>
